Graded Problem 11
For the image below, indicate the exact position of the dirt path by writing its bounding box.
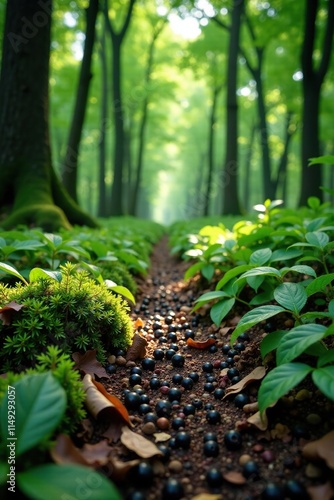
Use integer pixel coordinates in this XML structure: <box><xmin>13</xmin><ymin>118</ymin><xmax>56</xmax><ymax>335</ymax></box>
<box><xmin>105</xmin><ymin>237</ymin><xmax>333</xmax><ymax>499</ymax></box>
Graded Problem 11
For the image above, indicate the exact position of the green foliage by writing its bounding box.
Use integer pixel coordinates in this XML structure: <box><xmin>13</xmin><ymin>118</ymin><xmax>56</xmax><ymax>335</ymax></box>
<box><xmin>0</xmin><ymin>263</ymin><xmax>133</xmax><ymax>370</ymax></box>
<box><xmin>0</xmin><ymin>372</ymin><xmax>121</xmax><ymax>499</ymax></box>
<box><xmin>0</xmin><ymin>346</ymin><xmax>86</xmax><ymax>434</ymax></box>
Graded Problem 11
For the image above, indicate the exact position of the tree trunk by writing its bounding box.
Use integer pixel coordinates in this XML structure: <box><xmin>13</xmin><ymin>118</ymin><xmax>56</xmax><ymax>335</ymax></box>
<box><xmin>105</xmin><ymin>0</ymin><xmax>136</xmax><ymax>216</ymax></box>
<box><xmin>204</xmin><ymin>84</ymin><xmax>221</xmax><ymax>216</ymax></box>
<box><xmin>98</xmin><ymin>17</ymin><xmax>108</xmax><ymax>217</ymax></box>
<box><xmin>275</xmin><ymin>111</ymin><xmax>295</xmax><ymax>200</ymax></box>
<box><xmin>243</xmin><ymin>121</ymin><xmax>257</xmax><ymax>212</ymax></box>
<box><xmin>61</xmin><ymin>0</ymin><xmax>99</xmax><ymax>202</ymax></box>
<box><xmin>0</xmin><ymin>0</ymin><xmax>97</xmax><ymax>230</ymax></box>
<box><xmin>221</xmin><ymin>0</ymin><xmax>244</xmax><ymax>215</ymax></box>
<box><xmin>300</xmin><ymin>0</ymin><xmax>334</xmax><ymax>205</ymax></box>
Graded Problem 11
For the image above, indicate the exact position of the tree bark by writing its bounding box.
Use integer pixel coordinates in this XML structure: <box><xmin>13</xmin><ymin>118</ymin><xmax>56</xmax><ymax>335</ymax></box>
<box><xmin>221</xmin><ymin>0</ymin><xmax>244</xmax><ymax>215</ymax></box>
<box><xmin>98</xmin><ymin>16</ymin><xmax>108</xmax><ymax>217</ymax></box>
<box><xmin>0</xmin><ymin>0</ymin><xmax>97</xmax><ymax>230</ymax></box>
<box><xmin>61</xmin><ymin>0</ymin><xmax>99</xmax><ymax>202</ymax></box>
<box><xmin>275</xmin><ymin>111</ymin><xmax>295</xmax><ymax>200</ymax></box>
<box><xmin>300</xmin><ymin>0</ymin><xmax>334</xmax><ymax>205</ymax></box>
<box><xmin>104</xmin><ymin>0</ymin><xmax>136</xmax><ymax>216</ymax></box>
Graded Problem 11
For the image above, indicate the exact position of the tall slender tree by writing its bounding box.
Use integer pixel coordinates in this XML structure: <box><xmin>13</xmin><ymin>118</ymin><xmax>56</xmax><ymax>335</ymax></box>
<box><xmin>0</xmin><ymin>0</ymin><xmax>97</xmax><ymax>230</ymax></box>
<box><xmin>104</xmin><ymin>0</ymin><xmax>136</xmax><ymax>216</ymax></box>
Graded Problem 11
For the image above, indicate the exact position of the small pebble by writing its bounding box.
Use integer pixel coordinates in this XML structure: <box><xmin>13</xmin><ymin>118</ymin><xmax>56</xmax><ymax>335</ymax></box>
<box><xmin>142</xmin><ymin>422</ymin><xmax>156</xmax><ymax>435</ymax></box>
<box><xmin>239</xmin><ymin>454</ymin><xmax>252</xmax><ymax>466</ymax></box>
<box><xmin>261</xmin><ymin>450</ymin><xmax>275</xmax><ymax>463</ymax></box>
<box><xmin>168</xmin><ymin>460</ymin><xmax>183</xmax><ymax>472</ymax></box>
<box><xmin>157</xmin><ymin>417</ymin><xmax>170</xmax><ymax>430</ymax></box>
<box><xmin>116</xmin><ymin>356</ymin><xmax>127</xmax><ymax>366</ymax></box>
<box><xmin>306</xmin><ymin>413</ymin><xmax>322</xmax><ymax>425</ymax></box>
<box><xmin>295</xmin><ymin>389</ymin><xmax>312</xmax><ymax>401</ymax></box>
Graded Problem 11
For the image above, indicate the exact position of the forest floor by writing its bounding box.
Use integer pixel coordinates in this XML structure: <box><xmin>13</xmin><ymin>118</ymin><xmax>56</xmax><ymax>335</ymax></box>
<box><xmin>81</xmin><ymin>237</ymin><xmax>334</xmax><ymax>500</ymax></box>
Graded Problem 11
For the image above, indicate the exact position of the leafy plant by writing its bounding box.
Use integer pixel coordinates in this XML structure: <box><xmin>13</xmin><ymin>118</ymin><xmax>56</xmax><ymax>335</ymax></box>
<box><xmin>0</xmin><ymin>372</ymin><xmax>121</xmax><ymax>499</ymax></box>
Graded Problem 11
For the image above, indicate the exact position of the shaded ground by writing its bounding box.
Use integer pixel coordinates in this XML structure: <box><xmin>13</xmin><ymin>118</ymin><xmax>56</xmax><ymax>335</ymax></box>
<box><xmin>90</xmin><ymin>237</ymin><xmax>334</xmax><ymax>499</ymax></box>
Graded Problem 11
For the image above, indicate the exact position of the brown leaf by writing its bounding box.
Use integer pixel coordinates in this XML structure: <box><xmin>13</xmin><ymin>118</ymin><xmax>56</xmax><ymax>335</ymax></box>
<box><xmin>223</xmin><ymin>366</ymin><xmax>266</xmax><ymax>399</ymax></box>
<box><xmin>303</xmin><ymin>431</ymin><xmax>334</xmax><ymax>469</ymax></box>
<box><xmin>307</xmin><ymin>481</ymin><xmax>334</xmax><ymax>500</ymax></box>
<box><xmin>0</xmin><ymin>301</ymin><xmax>24</xmax><ymax>325</ymax></box>
<box><xmin>223</xmin><ymin>470</ymin><xmax>247</xmax><ymax>485</ymax></box>
<box><xmin>72</xmin><ymin>350</ymin><xmax>108</xmax><ymax>378</ymax></box>
<box><xmin>92</xmin><ymin>378</ymin><xmax>132</xmax><ymax>427</ymax></box>
<box><xmin>125</xmin><ymin>333</ymin><xmax>147</xmax><ymax>361</ymax></box>
<box><xmin>247</xmin><ymin>410</ymin><xmax>269</xmax><ymax>431</ymax></box>
<box><xmin>153</xmin><ymin>432</ymin><xmax>171</xmax><ymax>443</ymax></box>
<box><xmin>186</xmin><ymin>337</ymin><xmax>216</xmax><ymax>349</ymax></box>
<box><xmin>51</xmin><ymin>434</ymin><xmax>89</xmax><ymax>465</ymax></box>
<box><xmin>191</xmin><ymin>495</ymin><xmax>223</xmax><ymax>500</ymax></box>
<box><xmin>77</xmin><ymin>418</ymin><xmax>95</xmax><ymax>441</ymax></box>
<box><xmin>106</xmin><ymin>457</ymin><xmax>140</xmax><ymax>482</ymax></box>
<box><xmin>134</xmin><ymin>317</ymin><xmax>144</xmax><ymax>329</ymax></box>
<box><xmin>79</xmin><ymin>440</ymin><xmax>112</xmax><ymax>467</ymax></box>
<box><xmin>121</xmin><ymin>426</ymin><xmax>163</xmax><ymax>458</ymax></box>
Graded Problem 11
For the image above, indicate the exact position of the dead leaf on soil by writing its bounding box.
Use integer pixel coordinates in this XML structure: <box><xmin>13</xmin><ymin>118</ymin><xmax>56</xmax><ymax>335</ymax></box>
<box><xmin>92</xmin><ymin>378</ymin><xmax>132</xmax><ymax>427</ymax></box>
<box><xmin>120</xmin><ymin>426</ymin><xmax>163</xmax><ymax>459</ymax></box>
<box><xmin>186</xmin><ymin>337</ymin><xmax>216</xmax><ymax>349</ymax></box>
<box><xmin>223</xmin><ymin>366</ymin><xmax>266</xmax><ymax>399</ymax></box>
<box><xmin>106</xmin><ymin>457</ymin><xmax>140</xmax><ymax>482</ymax></box>
<box><xmin>223</xmin><ymin>470</ymin><xmax>247</xmax><ymax>485</ymax></box>
<box><xmin>51</xmin><ymin>434</ymin><xmax>111</xmax><ymax>468</ymax></box>
<box><xmin>302</xmin><ymin>430</ymin><xmax>334</xmax><ymax>469</ymax></box>
<box><xmin>72</xmin><ymin>350</ymin><xmax>108</xmax><ymax>378</ymax></box>
<box><xmin>125</xmin><ymin>332</ymin><xmax>147</xmax><ymax>361</ymax></box>
<box><xmin>307</xmin><ymin>481</ymin><xmax>334</xmax><ymax>500</ymax></box>
<box><xmin>247</xmin><ymin>410</ymin><xmax>269</xmax><ymax>431</ymax></box>
<box><xmin>0</xmin><ymin>301</ymin><xmax>24</xmax><ymax>325</ymax></box>
<box><xmin>191</xmin><ymin>494</ymin><xmax>223</xmax><ymax>500</ymax></box>
<box><xmin>77</xmin><ymin>418</ymin><xmax>95</xmax><ymax>441</ymax></box>
<box><xmin>153</xmin><ymin>432</ymin><xmax>171</xmax><ymax>442</ymax></box>
<box><xmin>134</xmin><ymin>317</ymin><xmax>144</xmax><ymax>329</ymax></box>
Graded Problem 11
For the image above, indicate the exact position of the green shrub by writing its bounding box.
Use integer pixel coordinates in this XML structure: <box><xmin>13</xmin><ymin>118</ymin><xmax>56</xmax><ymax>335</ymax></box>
<box><xmin>0</xmin><ymin>263</ymin><xmax>133</xmax><ymax>371</ymax></box>
<box><xmin>98</xmin><ymin>260</ymin><xmax>137</xmax><ymax>294</ymax></box>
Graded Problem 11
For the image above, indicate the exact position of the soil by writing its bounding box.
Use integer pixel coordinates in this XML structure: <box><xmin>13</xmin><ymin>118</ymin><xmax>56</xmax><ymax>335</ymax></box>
<box><xmin>84</xmin><ymin>237</ymin><xmax>334</xmax><ymax>500</ymax></box>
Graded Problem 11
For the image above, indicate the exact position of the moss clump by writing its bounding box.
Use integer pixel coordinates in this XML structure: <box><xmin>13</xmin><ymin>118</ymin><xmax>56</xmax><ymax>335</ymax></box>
<box><xmin>98</xmin><ymin>260</ymin><xmax>137</xmax><ymax>295</ymax></box>
<box><xmin>0</xmin><ymin>263</ymin><xmax>133</xmax><ymax>371</ymax></box>
<box><xmin>0</xmin><ymin>346</ymin><xmax>86</xmax><ymax>434</ymax></box>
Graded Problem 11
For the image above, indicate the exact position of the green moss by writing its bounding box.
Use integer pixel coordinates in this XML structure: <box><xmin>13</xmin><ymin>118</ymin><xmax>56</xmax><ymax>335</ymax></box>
<box><xmin>1</xmin><ymin>204</ymin><xmax>72</xmax><ymax>231</ymax></box>
<box><xmin>0</xmin><ymin>263</ymin><xmax>133</xmax><ymax>370</ymax></box>
<box><xmin>98</xmin><ymin>260</ymin><xmax>138</xmax><ymax>294</ymax></box>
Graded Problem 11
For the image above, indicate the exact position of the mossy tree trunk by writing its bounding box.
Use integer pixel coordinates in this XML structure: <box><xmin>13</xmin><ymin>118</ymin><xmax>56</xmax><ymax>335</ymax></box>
<box><xmin>0</xmin><ymin>0</ymin><xmax>98</xmax><ymax>231</ymax></box>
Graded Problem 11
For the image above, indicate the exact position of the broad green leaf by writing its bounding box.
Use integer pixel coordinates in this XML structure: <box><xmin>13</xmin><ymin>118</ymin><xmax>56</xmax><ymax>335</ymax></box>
<box><xmin>18</xmin><ymin>464</ymin><xmax>122</xmax><ymax>500</ymax></box>
<box><xmin>304</xmin><ymin>341</ymin><xmax>328</xmax><ymax>357</ymax></box>
<box><xmin>194</xmin><ymin>290</ymin><xmax>231</xmax><ymax>303</ymax></box>
<box><xmin>12</xmin><ymin>240</ymin><xmax>45</xmax><ymax>251</ymax></box>
<box><xmin>238</xmin><ymin>266</ymin><xmax>281</xmax><ymax>281</ymax></box>
<box><xmin>306</xmin><ymin>217</ymin><xmax>328</xmax><ymax>232</ymax></box>
<box><xmin>210</xmin><ymin>298</ymin><xmax>235</xmax><ymax>326</ymax></box>
<box><xmin>317</xmin><ymin>350</ymin><xmax>334</xmax><ymax>368</ymax></box>
<box><xmin>301</xmin><ymin>311</ymin><xmax>333</xmax><ymax>322</ymax></box>
<box><xmin>201</xmin><ymin>263</ymin><xmax>215</xmax><ymax>281</ymax></box>
<box><xmin>107</xmin><ymin>284</ymin><xmax>135</xmax><ymax>304</ymax></box>
<box><xmin>249</xmin><ymin>290</ymin><xmax>274</xmax><ymax>306</ymax></box>
<box><xmin>216</xmin><ymin>264</ymin><xmax>252</xmax><ymax>290</ymax></box>
<box><xmin>184</xmin><ymin>262</ymin><xmax>204</xmax><ymax>281</ymax></box>
<box><xmin>230</xmin><ymin>305</ymin><xmax>286</xmax><ymax>344</ymax></box>
<box><xmin>260</xmin><ymin>330</ymin><xmax>286</xmax><ymax>360</ymax></box>
<box><xmin>87</xmin><ymin>240</ymin><xmax>109</xmax><ymax>258</ymax></box>
<box><xmin>238</xmin><ymin>227</ymin><xmax>274</xmax><ymax>246</ymax></box>
<box><xmin>312</xmin><ymin>367</ymin><xmax>334</xmax><ymax>401</ymax></box>
<box><xmin>258</xmin><ymin>363</ymin><xmax>312</xmax><ymax>413</ymax></box>
<box><xmin>0</xmin><ymin>373</ymin><xmax>66</xmax><ymax>456</ymax></box>
<box><xmin>273</xmin><ymin>282</ymin><xmax>307</xmax><ymax>314</ymax></box>
<box><xmin>43</xmin><ymin>233</ymin><xmax>63</xmax><ymax>247</ymax></box>
<box><xmin>276</xmin><ymin>324</ymin><xmax>327</xmax><ymax>365</ymax></box>
<box><xmin>305</xmin><ymin>231</ymin><xmax>329</xmax><ymax>248</ymax></box>
<box><xmin>0</xmin><ymin>262</ymin><xmax>27</xmax><ymax>284</ymax></box>
<box><xmin>246</xmin><ymin>275</ymin><xmax>265</xmax><ymax>292</ymax></box>
<box><xmin>280</xmin><ymin>265</ymin><xmax>317</xmax><ymax>278</ymax></box>
<box><xmin>270</xmin><ymin>248</ymin><xmax>304</xmax><ymax>263</ymax></box>
<box><xmin>306</xmin><ymin>273</ymin><xmax>334</xmax><ymax>297</ymax></box>
<box><xmin>329</xmin><ymin>300</ymin><xmax>334</xmax><ymax>317</ymax></box>
<box><xmin>308</xmin><ymin>155</ymin><xmax>334</xmax><ymax>166</ymax></box>
<box><xmin>249</xmin><ymin>248</ymin><xmax>272</xmax><ymax>266</ymax></box>
<box><xmin>203</xmin><ymin>243</ymin><xmax>223</xmax><ymax>258</ymax></box>
<box><xmin>29</xmin><ymin>268</ymin><xmax>62</xmax><ymax>283</ymax></box>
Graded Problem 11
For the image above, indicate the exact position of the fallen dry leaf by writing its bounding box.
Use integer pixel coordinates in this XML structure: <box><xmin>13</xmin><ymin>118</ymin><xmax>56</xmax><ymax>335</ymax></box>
<box><xmin>0</xmin><ymin>301</ymin><xmax>24</xmax><ymax>325</ymax></box>
<box><xmin>186</xmin><ymin>337</ymin><xmax>216</xmax><ymax>349</ymax></box>
<box><xmin>125</xmin><ymin>333</ymin><xmax>147</xmax><ymax>361</ymax></box>
<box><xmin>121</xmin><ymin>426</ymin><xmax>163</xmax><ymax>459</ymax></box>
<box><xmin>307</xmin><ymin>481</ymin><xmax>334</xmax><ymax>500</ymax></box>
<box><xmin>153</xmin><ymin>432</ymin><xmax>171</xmax><ymax>442</ymax></box>
<box><xmin>51</xmin><ymin>434</ymin><xmax>111</xmax><ymax>468</ymax></box>
<box><xmin>134</xmin><ymin>317</ymin><xmax>144</xmax><ymax>329</ymax></box>
<box><xmin>223</xmin><ymin>366</ymin><xmax>266</xmax><ymax>399</ymax></box>
<box><xmin>106</xmin><ymin>457</ymin><xmax>140</xmax><ymax>482</ymax></box>
<box><xmin>92</xmin><ymin>378</ymin><xmax>132</xmax><ymax>427</ymax></box>
<box><xmin>247</xmin><ymin>410</ymin><xmax>269</xmax><ymax>431</ymax></box>
<box><xmin>191</xmin><ymin>494</ymin><xmax>223</xmax><ymax>500</ymax></box>
<box><xmin>72</xmin><ymin>350</ymin><xmax>108</xmax><ymax>378</ymax></box>
<box><xmin>223</xmin><ymin>470</ymin><xmax>247</xmax><ymax>485</ymax></box>
<box><xmin>303</xmin><ymin>430</ymin><xmax>334</xmax><ymax>469</ymax></box>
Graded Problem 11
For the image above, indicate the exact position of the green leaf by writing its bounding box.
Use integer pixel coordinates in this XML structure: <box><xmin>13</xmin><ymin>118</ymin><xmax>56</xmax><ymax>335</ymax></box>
<box><xmin>12</xmin><ymin>240</ymin><xmax>45</xmax><ymax>251</ymax></box>
<box><xmin>249</xmin><ymin>248</ymin><xmax>272</xmax><ymax>266</ymax></box>
<box><xmin>308</xmin><ymin>155</ymin><xmax>334</xmax><ymax>166</ymax></box>
<box><xmin>0</xmin><ymin>373</ymin><xmax>66</xmax><ymax>456</ymax></box>
<box><xmin>271</xmin><ymin>248</ymin><xmax>303</xmax><ymax>263</ymax></box>
<box><xmin>29</xmin><ymin>268</ymin><xmax>62</xmax><ymax>283</ymax></box>
<box><xmin>238</xmin><ymin>266</ymin><xmax>281</xmax><ymax>281</ymax></box>
<box><xmin>276</xmin><ymin>324</ymin><xmax>327</xmax><ymax>365</ymax></box>
<box><xmin>304</xmin><ymin>341</ymin><xmax>328</xmax><ymax>357</ymax></box>
<box><xmin>317</xmin><ymin>350</ymin><xmax>334</xmax><ymax>368</ymax></box>
<box><xmin>258</xmin><ymin>363</ymin><xmax>312</xmax><ymax>413</ymax></box>
<box><xmin>281</xmin><ymin>265</ymin><xmax>317</xmax><ymax>278</ymax></box>
<box><xmin>43</xmin><ymin>233</ymin><xmax>63</xmax><ymax>248</ymax></box>
<box><xmin>260</xmin><ymin>330</ymin><xmax>287</xmax><ymax>360</ymax></box>
<box><xmin>305</xmin><ymin>231</ymin><xmax>329</xmax><ymax>249</ymax></box>
<box><xmin>249</xmin><ymin>290</ymin><xmax>274</xmax><ymax>306</ymax></box>
<box><xmin>230</xmin><ymin>305</ymin><xmax>286</xmax><ymax>344</ymax></box>
<box><xmin>312</xmin><ymin>366</ymin><xmax>334</xmax><ymax>401</ymax></box>
<box><xmin>0</xmin><ymin>262</ymin><xmax>27</xmax><ymax>284</ymax></box>
<box><xmin>216</xmin><ymin>265</ymin><xmax>252</xmax><ymax>290</ymax></box>
<box><xmin>210</xmin><ymin>298</ymin><xmax>235</xmax><ymax>326</ymax></box>
<box><xmin>306</xmin><ymin>217</ymin><xmax>328</xmax><ymax>232</ymax></box>
<box><xmin>329</xmin><ymin>300</ymin><xmax>334</xmax><ymax>318</ymax></box>
<box><xmin>194</xmin><ymin>290</ymin><xmax>231</xmax><ymax>303</ymax></box>
<box><xmin>274</xmin><ymin>283</ymin><xmax>307</xmax><ymax>314</ymax></box>
<box><xmin>301</xmin><ymin>311</ymin><xmax>333</xmax><ymax>322</ymax></box>
<box><xmin>18</xmin><ymin>464</ymin><xmax>122</xmax><ymax>500</ymax></box>
<box><xmin>306</xmin><ymin>273</ymin><xmax>334</xmax><ymax>297</ymax></box>
<box><xmin>184</xmin><ymin>262</ymin><xmax>204</xmax><ymax>281</ymax></box>
<box><xmin>106</xmin><ymin>284</ymin><xmax>135</xmax><ymax>304</ymax></box>
<box><xmin>201</xmin><ymin>263</ymin><xmax>215</xmax><ymax>281</ymax></box>
<box><xmin>246</xmin><ymin>275</ymin><xmax>265</xmax><ymax>293</ymax></box>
